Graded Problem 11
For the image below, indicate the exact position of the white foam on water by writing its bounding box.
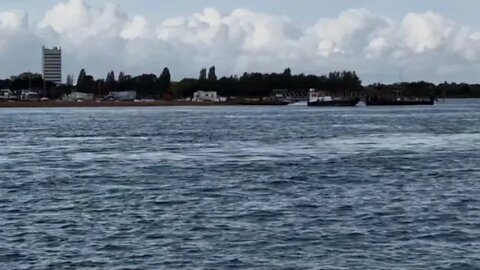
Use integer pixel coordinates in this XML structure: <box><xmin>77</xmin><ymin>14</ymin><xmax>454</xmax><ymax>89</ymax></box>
<box><xmin>45</xmin><ymin>136</ymin><xmax>150</xmax><ymax>142</ymax></box>
<box><xmin>318</xmin><ymin>133</ymin><xmax>480</xmax><ymax>155</ymax></box>
<box><xmin>70</xmin><ymin>151</ymin><xmax>193</xmax><ymax>163</ymax></box>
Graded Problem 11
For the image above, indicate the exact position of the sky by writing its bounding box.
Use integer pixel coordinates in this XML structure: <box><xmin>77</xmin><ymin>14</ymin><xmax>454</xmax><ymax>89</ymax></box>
<box><xmin>1</xmin><ymin>0</ymin><xmax>480</xmax><ymax>83</ymax></box>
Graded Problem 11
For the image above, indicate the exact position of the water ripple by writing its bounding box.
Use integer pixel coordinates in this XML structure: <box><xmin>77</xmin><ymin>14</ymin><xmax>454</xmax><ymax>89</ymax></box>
<box><xmin>1</xmin><ymin>102</ymin><xmax>480</xmax><ymax>269</ymax></box>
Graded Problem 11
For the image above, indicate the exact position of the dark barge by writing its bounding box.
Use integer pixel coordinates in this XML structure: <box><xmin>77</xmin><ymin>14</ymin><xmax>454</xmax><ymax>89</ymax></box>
<box><xmin>365</xmin><ymin>87</ymin><xmax>435</xmax><ymax>106</ymax></box>
<box><xmin>366</xmin><ymin>96</ymin><xmax>435</xmax><ymax>106</ymax></box>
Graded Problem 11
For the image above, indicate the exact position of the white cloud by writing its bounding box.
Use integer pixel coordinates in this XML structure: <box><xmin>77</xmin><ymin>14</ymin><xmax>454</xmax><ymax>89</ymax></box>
<box><xmin>365</xmin><ymin>37</ymin><xmax>390</xmax><ymax>59</ymax></box>
<box><xmin>121</xmin><ymin>16</ymin><xmax>150</xmax><ymax>40</ymax></box>
<box><xmin>0</xmin><ymin>10</ymin><xmax>28</xmax><ymax>30</ymax></box>
<box><xmin>401</xmin><ymin>11</ymin><xmax>455</xmax><ymax>53</ymax></box>
<box><xmin>39</xmin><ymin>0</ymin><xmax>91</xmax><ymax>34</ymax></box>
<box><xmin>39</xmin><ymin>0</ymin><xmax>125</xmax><ymax>43</ymax></box>
<box><xmin>2</xmin><ymin>0</ymin><xmax>480</xmax><ymax>83</ymax></box>
<box><xmin>304</xmin><ymin>9</ymin><xmax>390</xmax><ymax>57</ymax></box>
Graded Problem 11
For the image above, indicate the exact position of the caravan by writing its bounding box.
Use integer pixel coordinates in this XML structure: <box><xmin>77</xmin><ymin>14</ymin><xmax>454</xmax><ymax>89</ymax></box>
<box><xmin>0</xmin><ymin>89</ymin><xmax>13</xmax><ymax>101</ymax></box>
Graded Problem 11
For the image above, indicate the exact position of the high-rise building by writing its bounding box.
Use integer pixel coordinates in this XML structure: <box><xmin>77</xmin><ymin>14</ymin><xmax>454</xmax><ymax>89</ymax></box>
<box><xmin>42</xmin><ymin>46</ymin><xmax>62</xmax><ymax>85</ymax></box>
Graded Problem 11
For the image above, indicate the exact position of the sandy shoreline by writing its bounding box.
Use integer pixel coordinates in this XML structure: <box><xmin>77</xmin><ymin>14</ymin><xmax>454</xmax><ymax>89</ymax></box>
<box><xmin>0</xmin><ymin>100</ymin><xmax>290</xmax><ymax>108</ymax></box>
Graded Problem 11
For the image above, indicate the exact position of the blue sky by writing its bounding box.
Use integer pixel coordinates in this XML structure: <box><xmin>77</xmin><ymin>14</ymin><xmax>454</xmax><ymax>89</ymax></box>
<box><xmin>1</xmin><ymin>0</ymin><xmax>480</xmax><ymax>83</ymax></box>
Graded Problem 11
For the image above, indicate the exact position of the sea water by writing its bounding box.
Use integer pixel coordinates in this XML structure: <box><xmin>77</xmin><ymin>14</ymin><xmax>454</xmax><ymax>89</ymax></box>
<box><xmin>1</xmin><ymin>100</ymin><xmax>479</xmax><ymax>269</ymax></box>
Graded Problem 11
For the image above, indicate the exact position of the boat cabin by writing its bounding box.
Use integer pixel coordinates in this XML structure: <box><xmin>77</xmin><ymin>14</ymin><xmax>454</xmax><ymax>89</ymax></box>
<box><xmin>309</xmin><ymin>89</ymin><xmax>333</xmax><ymax>102</ymax></box>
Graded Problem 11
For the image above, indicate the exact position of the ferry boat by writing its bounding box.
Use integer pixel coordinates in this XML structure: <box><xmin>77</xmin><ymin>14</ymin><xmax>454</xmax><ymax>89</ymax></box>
<box><xmin>307</xmin><ymin>89</ymin><xmax>360</xmax><ymax>107</ymax></box>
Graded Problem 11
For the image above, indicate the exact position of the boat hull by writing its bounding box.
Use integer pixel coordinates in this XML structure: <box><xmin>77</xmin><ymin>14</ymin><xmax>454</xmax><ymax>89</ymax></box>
<box><xmin>308</xmin><ymin>99</ymin><xmax>359</xmax><ymax>107</ymax></box>
<box><xmin>231</xmin><ymin>100</ymin><xmax>289</xmax><ymax>106</ymax></box>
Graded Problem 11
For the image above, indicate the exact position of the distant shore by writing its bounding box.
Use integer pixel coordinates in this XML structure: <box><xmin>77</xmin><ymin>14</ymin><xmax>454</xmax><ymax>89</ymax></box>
<box><xmin>0</xmin><ymin>100</ymin><xmax>290</xmax><ymax>108</ymax></box>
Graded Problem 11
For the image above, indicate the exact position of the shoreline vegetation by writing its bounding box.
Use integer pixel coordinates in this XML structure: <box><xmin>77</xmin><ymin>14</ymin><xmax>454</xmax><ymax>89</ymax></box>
<box><xmin>1</xmin><ymin>67</ymin><xmax>480</xmax><ymax>108</ymax></box>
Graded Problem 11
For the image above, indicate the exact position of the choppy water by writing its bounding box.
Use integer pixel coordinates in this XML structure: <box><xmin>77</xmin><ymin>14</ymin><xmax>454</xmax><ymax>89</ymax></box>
<box><xmin>1</xmin><ymin>100</ymin><xmax>480</xmax><ymax>269</ymax></box>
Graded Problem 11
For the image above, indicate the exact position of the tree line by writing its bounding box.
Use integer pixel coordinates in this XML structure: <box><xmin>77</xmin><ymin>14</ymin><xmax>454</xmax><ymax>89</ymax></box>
<box><xmin>74</xmin><ymin>67</ymin><xmax>171</xmax><ymax>98</ymax></box>
<box><xmin>173</xmin><ymin>68</ymin><xmax>363</xmax><ymax>99</ymax></box>
<box><xmin>367</xmin><ymin>81</ymin><xmax>480</xmax><ymax>98</ymax></box>
<box><xmin>1</xmin><ymin>68</ymin><xmax>480</xmax><ymax>99</ymax></box>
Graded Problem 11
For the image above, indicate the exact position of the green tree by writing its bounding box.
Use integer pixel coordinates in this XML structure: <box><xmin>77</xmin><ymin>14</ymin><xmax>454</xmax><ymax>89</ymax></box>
<box><xmin>76</xmin><ymin>69</ymin><xmax>86</xmax><ymax>88</ymax></box>
<box><xmin>208</xmin><ymin>66</ymin><xmax>217</xmax><ymax>81</ymax></box>
<box><xmin>199</xmin><ymin>68</ymin><xmax>207</xmax><ymax>81</ymax></box>
<box><xmin>66</xmin><ymin>74</ymin><xmax>74</xmax><ymax>86</ymax></box>
<box><xmin>118</xmin><ymin>72</ymin><xmax>125</xmax><ymax>83</ymax></box>
<box><xmin>106</xmin><ymin>71</ymin><xmax>115</xmax><ymax>84</ymax></box>
<box><xmin>118</xmin><ymin>72</ymin><xmax>133</xmax><ymax>91</ymax></box>
<box><xmin>135</xmin><ymin>74</ymin><xmax>157</xmax><ymax>97</ymax></box>
<box><xmin>157</xmin><ymin>67</ymin><xmax>171</xmax><ymax>98</ymax></box>
<box><xmin>79</xmin><ymin>75</ymin><xmax>96</xmax><ymax>94</ymax></box>
<box><xmin>9</xmin><ymin>73</ymin><xmax>45</xmax><ymax>91</ymax></box>
<box><xmin>106</xmin><ymin>71</ymin><xmax>116</xmax><ymax>92</ymax></box>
